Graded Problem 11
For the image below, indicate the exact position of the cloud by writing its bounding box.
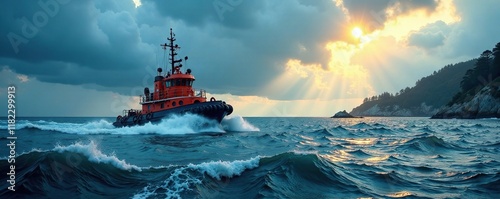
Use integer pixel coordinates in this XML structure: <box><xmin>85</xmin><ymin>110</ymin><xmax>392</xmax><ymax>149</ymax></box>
<box><xmin>0</xmin><ymin>0</ymin><xmax>155</xmax><ymax>89</ymax></box>
<box><xmin>1</xmin><ymin>0</ymin><xmax>500</xmax><ymax>117</ymax></box>
<box><xmin>338</xmin><ymin>0</ymin><xmax>439</xmax><ymax>30</ymax></box>
<box><xmin>407</xmin><ymin>20</ymin><xmax>450</xmax><ymax>49</ymax></box>
<box><xmin>439</xmin><ymin>0</ymin><xmax>500</xmax><ymax>57</ymax></box>
<box><xmin>0</xmin><ymin>67</ymin><xmax>141</xmax><ymax>117</ymax></box>
<box><xmin>0</xmin><ymin>0</ymin><xmax>349</xmax><ymax>100</ymax></box>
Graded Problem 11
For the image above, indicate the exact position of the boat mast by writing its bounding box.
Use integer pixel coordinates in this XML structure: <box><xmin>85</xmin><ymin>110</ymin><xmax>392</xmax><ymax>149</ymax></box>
<box><xmin>162</xmin><ymin>28</ymin><xmax>183</xmax><ymax>74</ymax></box>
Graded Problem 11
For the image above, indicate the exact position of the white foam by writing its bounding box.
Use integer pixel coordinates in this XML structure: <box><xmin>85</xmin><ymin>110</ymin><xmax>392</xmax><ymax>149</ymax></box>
<box><xmin>118</xmin><ymin>113</ymin><xmax>224</xmax><ymax>135</ymax></box>
<box><xmin>3</xmin><ymin>119</ymin><xmax>115</xmax><ymax>134</ymax></box>
<box><xmin>7</xmin><ymin>114</ymin><xmax>225</xmax><ymax>135</ymax></box>
<box><xmin>221</xmin><ymin>115</ymin><xmax>260</xmax><ymax>132</ymax></box>
<box><xmin>132</xmin><ymin>156</ymin><xmax>261</xmax><ymax>198</ymax></box>
<box><xmin>187</xmin><ymin>156</ymin><xmax>261</xmax><ymax>180</ymax></box>
<box><xmin>53</xmin><ymin>141</ymin><xmax>142</xmax><ymax>171</ymax></box>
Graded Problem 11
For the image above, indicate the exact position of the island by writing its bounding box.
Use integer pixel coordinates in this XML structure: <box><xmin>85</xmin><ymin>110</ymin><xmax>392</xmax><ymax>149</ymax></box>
<box><xmin>331</xmin><ymin>110</ymin><xmax>363</xmax><ymax>118</ymax></box>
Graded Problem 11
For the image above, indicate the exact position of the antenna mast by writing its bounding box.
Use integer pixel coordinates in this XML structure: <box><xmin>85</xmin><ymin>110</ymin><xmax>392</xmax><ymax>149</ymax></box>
<box><xmin>163</xmin><ymin>28</ymin><xmax>183</xmax><ymax>73</ymax></box>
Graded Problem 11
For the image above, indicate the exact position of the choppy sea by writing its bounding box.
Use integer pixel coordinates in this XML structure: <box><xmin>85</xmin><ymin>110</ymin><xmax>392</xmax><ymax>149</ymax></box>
<box><xmin>1</xmin><ymin>115</ymin><xmax>499</xmax><ymax>198</ymax></box>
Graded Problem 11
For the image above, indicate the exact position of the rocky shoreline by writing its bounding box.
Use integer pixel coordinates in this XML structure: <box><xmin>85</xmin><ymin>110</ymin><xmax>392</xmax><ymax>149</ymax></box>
<box><xmin>431</xmin><ymin>85</ymin><xmax>500</xmax><ymax>119</ymax></box>
<box><xmin>350</xmin><ymin>103</ymin><xmax>437</xmax><ymax>117</ymax></box>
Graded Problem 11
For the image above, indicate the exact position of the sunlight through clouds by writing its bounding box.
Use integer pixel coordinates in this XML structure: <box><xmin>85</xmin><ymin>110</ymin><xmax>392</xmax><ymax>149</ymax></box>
<box><xmin>379</xmin><ymin>0</ymin><xmax>460</xmax><ymax>41</ymax></box>
<box><xmin>275</xmin><ymin>41</ymin><xmax>376</xmax><ymax>100</ymax></box>
<box><xmin>132</xmin><ymin>0</ymin><xmax>142</xmax><ymax>8</ymax></box>
<box><xmin>210</xmin><ymin>93</ymin><xmax>363</xmax><ymax>117</ymax></box>
<box><xmin>257</xmin><ymin>0</ymin><xmax>462</xmax><ymax>115</ymax></box>
<box><xmin>2</xmin><ymin>0</ymin><xmax>497</xmax><ymax>117</ymax></box>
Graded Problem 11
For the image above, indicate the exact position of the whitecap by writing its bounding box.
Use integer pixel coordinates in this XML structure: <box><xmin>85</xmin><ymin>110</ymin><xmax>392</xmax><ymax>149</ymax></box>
<box><xmin>132</xmin><ymin>156</ymin><xmax>261</xmax><ymax>198</ymax></box>
<box><xmin>221</xmin><ymin>115</ymin><xmax>260</xmax><ymax>132</ymax></box>
<box><xmin>9</xmin><ymin>114</ymin><xmax>227</xmax><ymax>135</ymax></box>
<box><xmin>54</xmin><ymin>141</ymin><xmax>142</xmax><ymax>171</ymax></box>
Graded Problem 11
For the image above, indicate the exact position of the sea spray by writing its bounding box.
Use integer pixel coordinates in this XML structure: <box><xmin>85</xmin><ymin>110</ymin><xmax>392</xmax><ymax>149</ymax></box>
<box><xmin>222</xmin><ymin>115</ymin><xmax>260</xmax><ymax>132</ymax></box>
<box><xmin>7</xmin><ymin>114</ymin><xmax>227</xmax><ymax>135</ymax></box>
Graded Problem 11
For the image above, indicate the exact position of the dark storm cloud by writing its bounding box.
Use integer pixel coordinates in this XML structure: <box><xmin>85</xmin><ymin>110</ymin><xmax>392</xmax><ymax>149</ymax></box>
<box><xmin>0</xmin><ymin>0</ymin><xmax>152</xmax><ymax>69</ymax></box>
<box><xmin>341</xmin><ymin>0</ymin><xmax>438</xmax><ymax>30</ymax></box>
<box><xmin>0</xmin><ymin>0</ymin><xmax>159</xmax><ymax>88</ymax></box>
<box><xmin>156</xmin><ymin>0</ymin><xmax>347</xmax><ymax>97</ymax></box>
<box><xmin>143</xmin><ymin>0</ymin><xmax>265</xmax><ymax>29</ymax></box>
<box><xmin>0</xmin><ymin>0</ymin><xmax>346</xmax><ymax>100</ymax></box>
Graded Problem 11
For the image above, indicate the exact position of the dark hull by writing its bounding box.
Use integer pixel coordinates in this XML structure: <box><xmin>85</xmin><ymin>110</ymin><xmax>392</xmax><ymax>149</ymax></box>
<box><xmin>112</xmin><ymin>101</ymin><xmax>233</xmax><ymax>127</ymax></box>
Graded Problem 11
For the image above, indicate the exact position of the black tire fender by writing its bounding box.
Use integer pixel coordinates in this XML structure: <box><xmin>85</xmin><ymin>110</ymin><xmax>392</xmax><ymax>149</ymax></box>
<box><xmin>121</xmin><ymin>116</ymin><xmax>128</xmax><ymax>124</ymax></box>
<box><xmin>146</xmin><ymin>112</ymin><xmax>153</xmax><ymax>120</ymax></box>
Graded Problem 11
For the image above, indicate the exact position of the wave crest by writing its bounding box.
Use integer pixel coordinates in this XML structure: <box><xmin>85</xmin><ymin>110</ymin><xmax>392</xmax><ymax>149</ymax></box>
<box><xmin>6</xmin><ymin>114</ymin><xmax>249</xmax><ymax>135</ymax></box>
<box><xmin>54</xmin><ymin>141</ymin><xmax>141</xmax><ymax>171</ymax></box>
<box><xmin>221</xmin><ymin>115</ymin><xmax>260</xmax><ymax>132</ymax></box>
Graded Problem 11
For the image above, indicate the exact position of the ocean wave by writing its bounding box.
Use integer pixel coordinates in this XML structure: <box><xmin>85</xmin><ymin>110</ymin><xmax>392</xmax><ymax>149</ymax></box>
<box><xmin>331</xmin><ymin>125</ymin><xmax>350</xmax><ymax>132</ymax></box>
<box><xmin>368</xmin><ymin>127</ymin><xmax>394</xmax><ymax>134</ymax></box>
<box><xmin>3</xmin><ymin>117</ymin><xmax>498</xmax><ymax>198</ymax></box>
<box><xmin>53</xmin><ymin>141</ymin><xmax>142</xmax><ymax>171</ymax></box>
<box><xmin>133</xmin><ymin>151</ymin><xmax>368</xmax><ymax>198</ymax></box>
<box><xmin>311</xmin><ymin>128</ymin><xmax>334</xmax><ymax>136</ymax></box>
<box><xmin>0</xmin><ymin>141</ymin><xmax>147</xmax><ymax>198</ymax></box>
<box><xmin>418</xmin><ymin>127</ymin><xmax>436</xmax><ymax>133</ymax></box>
<box><xmin>350</xmin><ymin>122</ymin><xmax>372</xmax><ymax>129</ymax></box>
<box><xmin>430</xmin><ymin>170</ymin><xmax>500</xmax><ymax>192</ymax></box>
<box><xmin>348</xmin><ymin>149</ymin><xmax>372</xmax><ymax>158</ymax></box>
<box><xmin>132</xmin><ymin>156</ymin><xmax>261</xmax><ymax>199</ymax></box>
<box><xmin>3</xmin><ymin>145</ymin><xmax>497</xmax><ymax>198</ymax></box>
<box><xmin>6</xmin><ymin>114</ymin><xmax>237</xmax><ymax>135</ymax></box>
<box><xmin>0</xmin><ymin>140</ymin><xmax>265</xmax><ymax>198</ymax></box>
<box><xmin>396</xmin><ymin>135</ymin><xmax>462</xmax><ymax>154</ymax></box>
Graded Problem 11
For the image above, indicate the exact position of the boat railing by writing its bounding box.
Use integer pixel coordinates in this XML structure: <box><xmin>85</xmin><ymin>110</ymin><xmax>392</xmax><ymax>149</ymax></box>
<box><xmin>123</xmin><ymin>109</ymin><xmax>141</xmax><ymax>117</ymax></box>
<box><xmin>195</xmin><ymin>89</ymin><xmax>206</xmax><ymax>98</ymax></box>
<box><xmin>139</xmin><ymin>88</ymin><xmax>206</xmax><ymax>103</ymax></box>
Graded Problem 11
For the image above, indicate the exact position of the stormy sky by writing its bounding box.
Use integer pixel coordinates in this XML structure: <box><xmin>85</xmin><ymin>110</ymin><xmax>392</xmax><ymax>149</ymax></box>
<box><xmin>1</xmin><ymin>0</ymin><xmax>500</xmax><ymax>116</ymax></box>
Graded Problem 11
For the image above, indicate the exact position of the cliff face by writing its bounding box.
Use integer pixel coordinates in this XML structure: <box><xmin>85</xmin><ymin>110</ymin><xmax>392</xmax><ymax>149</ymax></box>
<box><xmin>432</xmin><ymin>83</ymin><xmax>500</xmax><ymax>119</ymax></box>
<box><xmin>348</xmin><ymin>60</ymin><xmax>475</xmax><ymax>117</ymax></box>
<box><xmin>350</xmin><ymin>42</ymin><xmax>500</xmax><ymax>118</ymax></box>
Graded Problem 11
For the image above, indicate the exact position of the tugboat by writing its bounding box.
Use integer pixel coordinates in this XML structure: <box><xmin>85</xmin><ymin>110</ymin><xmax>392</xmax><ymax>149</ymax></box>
<box><xmin>113</xmin><ymin>28</ymin><xmax>233</xmax><ymax>127</ymax></box>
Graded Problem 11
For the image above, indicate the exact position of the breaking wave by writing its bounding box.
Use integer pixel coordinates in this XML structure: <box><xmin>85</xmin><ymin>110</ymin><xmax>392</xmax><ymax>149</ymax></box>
<box><xmin>4</xmin><ymin>114</ymin><xmax>261</xmax><ymax>135</ymax></box>
<box><xmin>221</xmin><ymin>115</ymin><xmax>260</xmax><ymax>132</ymax></box>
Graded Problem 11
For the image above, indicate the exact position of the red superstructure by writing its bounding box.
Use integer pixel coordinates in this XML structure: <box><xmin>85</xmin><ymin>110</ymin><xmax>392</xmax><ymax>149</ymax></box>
<box><xmin>141</xmin><ymin>63</ymin><xmax>207</xmax><ymax>114</ymax></box>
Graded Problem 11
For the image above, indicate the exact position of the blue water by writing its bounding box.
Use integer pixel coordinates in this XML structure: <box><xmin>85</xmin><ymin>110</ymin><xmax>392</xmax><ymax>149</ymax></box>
<box><xmin>1</xmin><ymin>115</ymin><xmax>499</xmax><ymax>198</ymax></box>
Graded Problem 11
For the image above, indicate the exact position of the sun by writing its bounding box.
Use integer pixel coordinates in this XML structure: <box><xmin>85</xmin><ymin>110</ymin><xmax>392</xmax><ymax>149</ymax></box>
<box><xmin>352</xmin><ymin>27</ymin><xmax>363</xmax><ymax>38</ymax></box>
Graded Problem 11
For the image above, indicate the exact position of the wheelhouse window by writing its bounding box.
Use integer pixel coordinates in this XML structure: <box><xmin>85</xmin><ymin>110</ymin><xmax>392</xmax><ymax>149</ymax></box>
<box><xmin>166</xmin><ymin>79</ymin><xmax>194</xmax><ymax>87</ymax></box>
